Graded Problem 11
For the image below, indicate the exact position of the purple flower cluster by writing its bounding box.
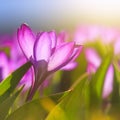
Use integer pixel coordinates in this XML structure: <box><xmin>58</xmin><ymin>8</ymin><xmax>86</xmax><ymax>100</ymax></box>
<box><xmin>0</xmin><ymin>35</ymin><xmax>33</xmax><ymax>90</ymax></box>
<box><xmin>1</xmin><ymin>24</ymin><xmax>120</xmax><ymax>100</ymax></box>
<box><xmin>74</xmin><ymin>25</ymin><xmax>120</xmax><ymax>98</ymax></box>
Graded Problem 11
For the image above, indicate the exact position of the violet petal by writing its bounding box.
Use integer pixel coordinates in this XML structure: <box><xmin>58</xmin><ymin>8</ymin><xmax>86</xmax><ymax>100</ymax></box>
<box><xmin>85</xmin><ymin>48</ymin><xmax>101</xmax><ymax>68</ymax></box>
<box><xmin>61</xmin><ymin>62</ymin><xmax>78</xmax><ymax>70</ymax></box>
<box><xmin>17</xmin><ymin>24</ymin><xmax>35</xmax><ymax>59</ymax></box>
<box><xmin>33</xmin><ymin>32</ymin><xmax>52</xmax><ymax>62</ymax></box>
<box><xmin>48</xmin><ymin>42</ymin><xmax>74</xmax><ymax>71</ymax></box>
<box><xmin>70</xmin><ymin>45</ymin><xmax>83</xmax><ymax>62</ymax></box>
<box><xmin>102</xmin><ymin>64</ymin><xmax>114</xmax><ymax>98</ymax></box>
<box><xmin>48</xmin><ymin>31</ymin><xmax>57</xmax><ymax>49</ymax></box>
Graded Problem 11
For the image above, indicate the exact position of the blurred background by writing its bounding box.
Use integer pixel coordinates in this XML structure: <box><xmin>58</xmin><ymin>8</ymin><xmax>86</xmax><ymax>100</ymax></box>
<box><xmin>1</xmin><ymin>0</ymin><xmax>120</xmax><ymax>34</ymax></box>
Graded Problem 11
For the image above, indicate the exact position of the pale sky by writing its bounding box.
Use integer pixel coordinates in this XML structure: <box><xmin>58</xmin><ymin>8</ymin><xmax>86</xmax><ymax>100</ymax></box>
<box><xmin>0</xmin><ymin>0</ymin><xmax>120</xmax><ymax>33</ymax></box>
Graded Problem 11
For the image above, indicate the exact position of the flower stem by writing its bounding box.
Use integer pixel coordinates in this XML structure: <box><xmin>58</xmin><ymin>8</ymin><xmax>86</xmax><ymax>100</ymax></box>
<box><xmin>26</xmin><ymin>81</ymin><xmax>39</xmax><ymax>101</ymax></box>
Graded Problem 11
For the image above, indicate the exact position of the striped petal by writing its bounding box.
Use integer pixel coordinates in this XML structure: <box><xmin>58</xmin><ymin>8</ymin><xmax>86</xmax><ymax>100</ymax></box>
<box><xmin>70</xmin><ymin>45</ymin><xmax>83</xmax><ymax>61</ymax></box>
<box><xmin>48</xmin><ymin>31</ymin><xmax>57</xmax><ymax>49</ymax></box>
<box><xmin>48</xmin><ymin>42</ymin><xmax>74</xmax><ymax>71</ymax></box>
<box><xmin>57</xmin><ymin>31</ymin><xmax>68</xmax><ymax>46</ymax></box>
<box><xmin>17</xmin><ymin>24</ymin><xmax>35</xmax><ymax>59</ymax></box>
<box><xmin>34</xmin><ymin>32</ymin><xmax>52</xmax><ymax>62</ymax></box>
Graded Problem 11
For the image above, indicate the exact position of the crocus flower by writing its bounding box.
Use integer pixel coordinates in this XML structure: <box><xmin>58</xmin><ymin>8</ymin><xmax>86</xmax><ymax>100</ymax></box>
<box><xmin>85</xmin><ymin>48</ymin><xmax>114</xmax><ymax>98</ymax></box>
<box><xmin>74</xmin><ymin>25</ymin><xmax>101</xmax><ymax>44</ymax></box>
<box><xmin>85</xmin><ymin>48</ymin><xmax>101</xmax><ymax>74</ymax></box>
<box><xmin>0</xmin><ymin>35</ymin><xmax>33</xmax><ymax>90</ymax></box>
<box><xmin>74</xmin><ymin>25</ymin><xmax>120</xmax><ymax>45</ymax></box>
<box><xmin>17</xmin><ymin>24</ymin><xmax>83</xmax><ymax>100</ymax></box>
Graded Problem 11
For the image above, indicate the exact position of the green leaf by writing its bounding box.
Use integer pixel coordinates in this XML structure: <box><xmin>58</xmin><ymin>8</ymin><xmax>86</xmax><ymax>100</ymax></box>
<box><xmin>90</xmin><ymin>53</ymin><xmax>112</xmax><ymax>101</ymax></box>
<box><xmin>111</xmin><ymin>62</ymin><xmax>120</xmax><ymax>102</ymax></box>
<box><xmin>0</xmin><ymin>61</ymin><xmax>32</xmax><ymax>103</ymax></box>
<box><xmin>106</xmin><ymin>60</ymin><xmax>120</xmax><ymax>120</ymax></box>
<box><xmin>109</xmin><ymin>62</ymin><xmax>120</xmax><ymax>118</ymax></box>
<box><xmin>85</xmin><ymin>40</ymin><xmax>108</xmax><ymax>58</ymax></box>
<box><xmin>6</xmin><ymin>90</ymin><xmax>70</xmax><ymax>120</ymax></box>
<box><xmin>0</xmin><ymin>88</ymin><xmax>22</xmax><ymax>120</ymax></box>
<box><xmin>6</xmin><ymin>99</ymin><xmax>49</xmax><ymax>120</ymax></box>
<box><xmin>46</xmin><ymin>73</ymin><xmax>88</xmax><ymax>120</ymax></box>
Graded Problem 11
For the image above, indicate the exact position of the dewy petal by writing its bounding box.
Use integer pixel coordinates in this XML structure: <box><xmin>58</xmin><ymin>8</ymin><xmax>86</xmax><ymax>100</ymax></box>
<box><xmin>85</xmin><ymin>48</ymin><xmax>101</xmax><ymax>68</ymax></box>
<box><xmin>17</xmin><ymin>24</ymin><xmax>35</xmax><ymax>59</ymax></box>
<box><xmin>34</xmin><ymin>32</ymin><xmax>52</xmax><ymax>62</ymax></box>
<box><xmin>48</xmin><ymin>42</ymin><xmax>74</xmax><ymax>71</ymax></box>
<box><xmin>102</xmin><ymin>64</ymin><xmax>114</xmax><ymax>98</ymax></box>
<box><xmin>48</xmin><ymin>31</ymin><xmax>57</xmax><ymax>49</ymax></box>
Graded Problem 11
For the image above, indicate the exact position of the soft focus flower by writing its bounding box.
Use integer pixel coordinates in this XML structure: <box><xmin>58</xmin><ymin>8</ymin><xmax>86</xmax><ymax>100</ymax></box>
<box><xmin>0</xmin><ymin>52</ymin><xmax>10</xmax><ymax>82</ymax></box>
<box><xmin>85</xmin><ymin>48</ymin><xmax>114</xmax><ymax>98</ymax></box>
<box><xmin>10</xmin><ymin>37</ymin><xmax>33</xmax><ymax>90</ymax></box>
<box><xmin>114</xmin><ymin>37</ymin><xmax>120</xmax><ymax>55</ymax></box>
<box><xmin>74</xmin><ymin>25</ymin><xmax>101</xmax><ymax>44</ymax></box>
<box><xmin>74</xmin><ymin>25</ymin><xmax>120</xmax><ymax>45</ymax></box>
<box><xmin>0</xmin><ymin>35</ymin><xmax>33</xmax><ymax>90</ymax></box>
<box><xmin>85</xmin><ymin>48</ymin><xmax>101</xmax><ymax>74</ymax></box>
<box><xmin>17</xmin><ymin>24</ymin><xmax>83</xmax><ymax>100</ymax></box>
<box><xmin>73</xmin><ymin>25</ymin><xmax>120</xmax><ymax>99</ymax></box>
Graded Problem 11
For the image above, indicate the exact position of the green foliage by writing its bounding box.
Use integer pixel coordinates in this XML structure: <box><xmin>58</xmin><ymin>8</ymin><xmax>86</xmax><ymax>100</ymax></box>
<box><xmin>0</xmin><ymin>41</ymin><xmax>120</xmax><ymax>119</ymax></box>
<box><xmin>6</xmin><ymin>91</ymin><xmax>70</xmax><ymax>120</ymax></box>
<box><xmin>6</xmin><ymin>98</ymin><xmax>48</xmax><ymax>120</ymax></box>
<box><xmin>0</xmin><ymin>61</ymin><xmax>32</xmax><ymax>120</ymax></box>
<box><xmin>89</xmin><ymin>53</ymin><xmax>112</xmax><ymax>105</ymax></box>
<box><xmin>44</xmin><ymin>53</ymin><xmax>113</xmax><ymax>120</ymax></box>
<box><xmin>0</xmin><ymin>89</ymin><xmax>22</xmax><ymax>120</ymax></box>
<box><xmin>0</xmin><ymin>61</ymin><xmax>32</xmax><ymax>103</ymax></box>
<box><xmin>85</xmin><ymin>40</ymin><xmax>109</xmax><ymax>57</ymax></box>
<box><xmin>46</xmin><ymin>73</ymin><xmax>88</xmax><ymax>120</ymax></box>
<box><xmin>109</xmin><ymin>62</ymin><xmax>120</xmax><ymax>119</ymax></box>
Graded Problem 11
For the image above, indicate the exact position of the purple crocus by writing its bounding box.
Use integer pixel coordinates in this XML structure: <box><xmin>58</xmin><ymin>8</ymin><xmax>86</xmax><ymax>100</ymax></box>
<box><xmin>74</xmin><ymin>25</ymin><xmax>120</xmax><ymax>45</ymax></box>
<box><xmin>85</xmin><ymin>48</ymin><xmax>114</xmax><ymax>98</ymax></box>
<box><xmin>0</xmin><ymin>34</ymin><xmax>34</xmax><ymax>90</ymax></box>
<box><xmin>17</xmin><ymin>24</ymin><xmax>83</xmax><ymax>100</ymax></box>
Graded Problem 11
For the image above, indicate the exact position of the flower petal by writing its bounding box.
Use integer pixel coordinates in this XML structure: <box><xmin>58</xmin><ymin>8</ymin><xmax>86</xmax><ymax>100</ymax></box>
<box><xmin>19</xmin><ymin>68</ymin><xmax>34</xmax><ymax>90</ymax></box>
<box><xmin>70</xmin><ymin>45</ymin><xmax>83</xmax><ymax>61</ymax></box>
<box><xmin>87</xmin><ymin>62</ymin><xmax>97</xmax><ymax>74</ymax></box>
<box><xmin>0</xmin><ymin>52</ymin><xmax>10</xmax><ymax>81</ymax></box>
<box><xmin>114</xmin><ymin>37</ymin><xmax>120</xmax><ymax>55</ymax></box>
<box><xmin>17</xmin><ymin>24</ymin><xmax>35</xmax><ymax>59</ymax></box>
<box><xmin>102</xmin><ymin>64</ymin><xmax>114</xmax><ymax>98</ymax></box>
<box><xmin>60</xmin><ymin>46</ymin><xmax>83</xmax><ymax>71</ymax></box>
<box><xmin>61</xmin><ymin>62</ymin><xmax>78</xmax><ymax>70</ymax></box>
<box><xmin>57</xmin><ymin>31</ymin><xmax>68</xmax><ymax>45</ymax></box>
<box><xmin>34</xmin><ymin>32</ymin><xmax>52</xmax><ymax>62</ymax></box>
<box><xmin>48</xmin><ymin>42</ymin><xmax>74</xmax><ymax>71</ymax></box>
<box><xmin>85</xmin><ymin>48</ymin><xmax>101</xmax><ymax>68</ymax></box>
<box><xmin>48</xmin><ymin>31</ymin><xmax>57</xmax><ymax>49</ymax></box>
